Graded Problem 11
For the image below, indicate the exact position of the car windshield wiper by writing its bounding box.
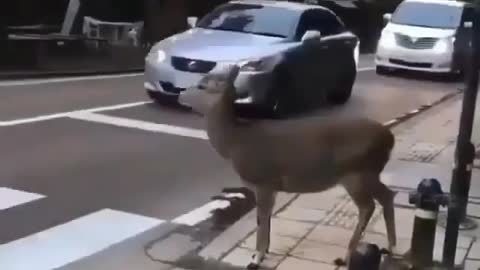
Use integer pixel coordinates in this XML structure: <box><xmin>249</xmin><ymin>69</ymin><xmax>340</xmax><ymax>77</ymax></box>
<box><xmin>199</xmin><ymin>26</ymin><xmax>244</xmax><ymax>33</ymax></box>
<box><xmin>393</xmin><ymin>21</ymin><xmax>455</xmax><ymax>29</ymax></box>
<box><xmin>199</xmin><ymin>26</ymin><xmax>286</xmax><ymax>38</ymax></box>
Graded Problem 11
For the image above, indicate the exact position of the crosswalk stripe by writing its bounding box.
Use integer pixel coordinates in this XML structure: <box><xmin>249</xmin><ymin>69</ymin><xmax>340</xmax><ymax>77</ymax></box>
<box><xmin>69</xmin><ymin>112</ymin><xmax>208</xmax><ymax>140</ymax></box>
<box><xmin>173</xmin><ymin>200</ymin><xmax>231</xmax><ymax>226</ymax></box>
<box><xmin>0</xmin><ymin>208</ymin><xmax>164</xmax><ymax>270</ymax></box>
<box><xmin>0</xmin><ymin>187</ymin><xmax>46</xmax><ymax>210</ymax></box>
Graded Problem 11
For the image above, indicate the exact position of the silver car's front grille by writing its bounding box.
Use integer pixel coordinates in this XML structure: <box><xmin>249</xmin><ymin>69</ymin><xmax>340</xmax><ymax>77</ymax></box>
<box><xmin>395</xmin><ymin>33</ymin><xmax>438</xmax><ymax>49</ymax></box>
<box><xmin>171</xmin><ymin>57</ymin><xmax>217</xmax><ymax>73</ymax></box>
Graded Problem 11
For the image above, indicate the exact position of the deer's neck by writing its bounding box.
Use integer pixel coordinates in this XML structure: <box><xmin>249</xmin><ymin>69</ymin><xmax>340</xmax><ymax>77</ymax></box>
<box><xmin>205</xmin><ymin>93</ymin><xmax>237</xmax><ymax>159</ymax></box>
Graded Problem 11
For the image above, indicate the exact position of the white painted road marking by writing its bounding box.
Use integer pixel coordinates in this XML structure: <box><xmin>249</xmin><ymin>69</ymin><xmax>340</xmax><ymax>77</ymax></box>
<box><xmin>69</xmin><ymin>112</ymin><xmax>208</xmax><ymax>140</ymax></box>
<box><xmin>0</xmin><ymin>208</ymin><xmax>164</xmax><ymax>270</ymax></box>
<box><xmin>173</xmin><ymin>200</ymin><xmax>231</xmax><ymax>226</ymax></box>
<box><xmin>0</xmin><ymin>101</ymin><xmax>152</xmax><ymax>127</ymax></box>
<box><xmin>358</xmin><ymin>66</ymin><xmax>375</xmax><ymax>72</ymax></box>
<box><xmin>0</xmin><ymin>65</ymin><xmax>376</xmax><ymax>127</ymax></box>
<box><xmin>0</xmin><ymin>187</ymin><xmax>46</xmax><ymax>210</ymax></box>
<box><xmin>0</xmin><ymin>73</ymin><xmax>143</xmax><ymax>87</ymax></box>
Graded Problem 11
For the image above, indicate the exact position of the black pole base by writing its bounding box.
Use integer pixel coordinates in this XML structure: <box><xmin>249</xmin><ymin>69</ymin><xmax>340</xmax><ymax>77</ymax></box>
<box><xmin>438</xmin><ymin>212</ymin><xmax>478</xmax><ymax>230</ymax></box>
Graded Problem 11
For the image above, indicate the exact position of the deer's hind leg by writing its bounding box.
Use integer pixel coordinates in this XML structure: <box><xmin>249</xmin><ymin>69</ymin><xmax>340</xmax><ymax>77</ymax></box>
<box><xmin>338</xmin><ymin>175</ymin><xmax>376</xmax><ymax>266</ymax></box>
<box><xmin>372</xmin><ymin>180</ymin><xmax>397</xmax><ymax>252</ymax></box>
<box><xmin>247</xmin><ymin>187</ymin><xmax>276</xmax><ymax>270</ymax></box>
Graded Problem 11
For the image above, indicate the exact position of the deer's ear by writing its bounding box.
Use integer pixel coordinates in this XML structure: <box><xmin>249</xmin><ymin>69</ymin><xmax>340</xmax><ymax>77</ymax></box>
<box><xmin>226</xmin><ymin>64</ymin><xmax>240</xmax><ymax>84</ymax></box>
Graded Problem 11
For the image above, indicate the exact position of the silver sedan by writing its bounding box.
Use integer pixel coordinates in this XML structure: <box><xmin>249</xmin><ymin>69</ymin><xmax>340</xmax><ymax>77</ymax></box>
<box><xmin>145</xmin><ymin>0</ymin><xmax>360</xmax><ymax>117</ymax></box>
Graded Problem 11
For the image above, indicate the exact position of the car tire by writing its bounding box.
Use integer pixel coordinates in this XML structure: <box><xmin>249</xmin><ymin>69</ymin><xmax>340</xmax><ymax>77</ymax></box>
<box><xmin>147</xmin><ymin>90</ymin><xmax>179</xmax><ymax>106</ymax></box>
<box><xmin>375</xmin><ymin>65</ymin><xmax>392</xmax><ymax>75</ymax></box>
<box><xmin>264</xmin><ymin>63</ymin><xmax>296</xmax><ymax>119</ymax></box>
<box><xmin>328</xmin><ymin>59</ymin><xmax>356</xmax><ymax>105</ymax></box>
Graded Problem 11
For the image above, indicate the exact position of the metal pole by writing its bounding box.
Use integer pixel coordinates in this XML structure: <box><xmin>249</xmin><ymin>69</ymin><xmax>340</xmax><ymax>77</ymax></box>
<box><xmin>442</xmin><ymin>3</ymin><xmax>480</xmax><ymax>267</ymax></box>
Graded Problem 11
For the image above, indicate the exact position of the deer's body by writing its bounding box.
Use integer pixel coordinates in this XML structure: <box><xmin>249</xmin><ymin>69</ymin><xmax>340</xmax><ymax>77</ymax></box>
<box><xmin>221</xmin><ymin>119</ymin><xmax>392</xmax><ymax>193</ymax></box>
<box><xmin>180</xmin><ymin>65</ymin><xmax>397</xmax><ymax>269</ymax></box>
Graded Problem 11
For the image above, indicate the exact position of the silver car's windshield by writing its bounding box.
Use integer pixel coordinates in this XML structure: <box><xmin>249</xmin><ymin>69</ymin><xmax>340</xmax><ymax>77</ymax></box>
<box><xmin>391</xmin><ymin>2</ymin><xmax>462</xmax><ymax>29</ymax></box>
<box><xmin>196</xmin><ymin>3</ymin><xmax>299</xmax><ymax>38</ymax></box>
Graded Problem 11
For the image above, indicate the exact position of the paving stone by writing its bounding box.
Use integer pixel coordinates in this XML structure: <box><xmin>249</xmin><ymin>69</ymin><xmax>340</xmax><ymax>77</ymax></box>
<box><xmin>268</xmin><ymin>217</ymin><xmax>316</xmax><ymax>239</ymax></box>
<box><xmin>147</xmin><ymin>233</ymin><xmax>201</xmax><ymax>262</ymax></box>
<box><xmin>305</xmin><ymin>224</ymin><xmax>352</xmax><ymax>247</ymax></box>
<box><xmin>240</xmin><ymin>232</ymin><xmax>299</xmax><ymax>255</ymax></box>
<box><xmin>320</xmin><ymin>196</ymin><xmax>384</xmax><ymax>230</ymax></box>
<box><xmin>467</xmin><ymin>240</ymin><xmax>480</xmax><ymax>260</ymax></box>
<box><xmin>370</xmin><ymin>208</ymin><xmax>415</xmax><ymax>238</ymax></box>
<box><xmin>435</xmin><ymin>229</ymin><xmax>474</xmax><ymax>250</ymax></box>
<box><xmin>293</xmin><ymin>187</ymin><xmax>347</xmax><ymax>211</ymax></box>
<box><xmin>464</xmin><ymin>259</ymin><xmax>480</xmax><ymax>270</ymax></box>
<box><xmin>276</xmin><ymin>206</ymin><xmax>327</xmax><ymax>223</ymax></box>
<box><xmin>467</xmin><ymin>203</ymin><xmax>480</xmax><ymax>218</ymax></box>
<box><xmin>433</xmin><ymin>246</ymin><xmax>467</xmax><ymax>266</ymax></box>
<box><xmin>222</xmin><ymin>247</ymin><xmax>283</xmax><ymax>269</ymax></box>
<box><xmin>393</xmin><ymin>191</ymin><xmax>412</xmax><ymax>208</ymax></box>
<box><xmin>362</xmin><ymin>233</ymin><xmax>411</xmax><ymax>256</ymax></box>
<box><xmin>290</xmin><ymin>238</ymin><xmax>347</xmax><ymax>264</ymax></box>
<box><xmin>276</xmin><ymin>257</ymin><xmax>336</xmax><ymax>270</ymax></box>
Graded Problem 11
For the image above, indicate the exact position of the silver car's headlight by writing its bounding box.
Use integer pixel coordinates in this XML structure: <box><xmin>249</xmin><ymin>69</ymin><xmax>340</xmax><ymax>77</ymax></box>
<box><xmin>238</xmin><ymin>54</ymin><xmax>282</xmax><ymax>72</ymax></box>
<box><xmin>156</xmin><ymin>50</ymin><xmax>167</xmax><ymax>63</ymax></box>
<box><xmin>147</xmin><ymin>49</ymin><xmax>167</xmax><ymax>63</ymax></box>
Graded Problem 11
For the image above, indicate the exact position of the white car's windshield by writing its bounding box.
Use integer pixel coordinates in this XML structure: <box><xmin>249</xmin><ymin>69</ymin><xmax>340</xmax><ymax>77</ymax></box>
<box><xmin>196</xmin><ymin>3</ymin><xmax>299</xmax><ymax>38</ymax></box>
<box><xmin>392</xmin><ymin>2</ymin><xmax>462</xmax><ymax>29</ymax></box>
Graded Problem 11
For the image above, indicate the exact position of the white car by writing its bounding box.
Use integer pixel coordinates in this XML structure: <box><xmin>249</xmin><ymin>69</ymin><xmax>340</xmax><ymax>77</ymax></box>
<box><xmin>375</xmin><ymin>0</ymin><xmax>470</xmax><ymax>75</ymax></box>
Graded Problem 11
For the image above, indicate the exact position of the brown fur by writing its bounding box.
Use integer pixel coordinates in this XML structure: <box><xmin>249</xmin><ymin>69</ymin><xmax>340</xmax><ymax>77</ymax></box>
<box><xmin>179</xmin><ymin>65</ymin><xmax>397</xmax><ymax>268</ymax></box>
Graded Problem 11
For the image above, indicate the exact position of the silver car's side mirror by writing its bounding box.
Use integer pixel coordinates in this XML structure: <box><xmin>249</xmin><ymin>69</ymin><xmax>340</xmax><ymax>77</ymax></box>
<box><xmin>301</xmin><ymin>30</ymin><xmax>321</xmax><ymax>42</ymax></box>
<box><xmin>187</xmin><ymin>16</ymin><xmax>198</xmax><ymax>28</ymax></box>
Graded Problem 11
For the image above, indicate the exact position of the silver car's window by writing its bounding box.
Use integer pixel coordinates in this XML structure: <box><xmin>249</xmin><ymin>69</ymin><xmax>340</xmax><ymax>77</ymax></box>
<box><xmin>391</xmin><ymin>2</ymin><xmax>462</xmax><ymax>29</ymax></box>
<box><xmin>197</xmin><ymin>3</ymin><xmax>299</xmax><ymax>38</ymax></box>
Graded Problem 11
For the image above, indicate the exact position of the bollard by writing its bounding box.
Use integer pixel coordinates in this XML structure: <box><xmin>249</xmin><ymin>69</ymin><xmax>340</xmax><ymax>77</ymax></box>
<box><xmin>348</xmin><ymin>242</ymin><xmax>382</xmax><ymax>270</ymax></box>
<box><xmin>408</xmin><ymin>178</ymin><xmax>449</xmax><ymax>269</ymax></box>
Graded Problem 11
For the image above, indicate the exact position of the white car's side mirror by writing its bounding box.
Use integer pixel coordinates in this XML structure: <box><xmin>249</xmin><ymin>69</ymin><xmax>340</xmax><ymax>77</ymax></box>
<box><xmin>301</xmin><ymin>30</ymin><xmax>321</xmax><ymax>42</ymax></box>
<box><xmin>187</xmin><ymin>17</ymin><xmax>198</xmax><ymax>28</ymax></box>
<box><xmin>383</xmin><ymin>13</ymin><xmax>392</xmax><ymax>23</ymax></box>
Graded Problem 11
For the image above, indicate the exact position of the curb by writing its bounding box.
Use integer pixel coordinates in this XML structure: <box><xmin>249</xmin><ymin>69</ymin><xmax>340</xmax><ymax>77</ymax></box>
<box><xmin>383</xmin><ymin>89</ymin><xmax>462</xmax><ymax>128</ymax></box>
<box><xmin>0</xmin><ymin>68</ymin><xmax>144</xmax><ymax>80</ymax></box>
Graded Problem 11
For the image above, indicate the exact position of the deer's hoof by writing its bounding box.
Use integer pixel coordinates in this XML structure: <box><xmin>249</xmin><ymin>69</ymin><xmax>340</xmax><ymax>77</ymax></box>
<box><xmin>334</xmin><ymin>257</ymin><xmax>347</xmax><ymax>266</ymax></box>
<box><xmin>247</xmin><ymin>251</ymin><xmax>264</xmax><ymax>269</ymax></box>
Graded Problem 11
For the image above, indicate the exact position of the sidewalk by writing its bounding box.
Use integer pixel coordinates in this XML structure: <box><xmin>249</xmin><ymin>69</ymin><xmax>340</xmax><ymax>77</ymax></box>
<box><xmin>180</xmin><ymin>94</ymin><xmax>480</xmax><ymax>270</ymax></box>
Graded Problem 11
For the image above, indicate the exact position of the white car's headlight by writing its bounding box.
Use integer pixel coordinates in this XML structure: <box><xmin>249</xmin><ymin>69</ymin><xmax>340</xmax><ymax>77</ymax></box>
<box><xmin>433</xmin><ymin>37</ymin><xmax>455</xmax><ymax>54</ymax></box>
<box><xmin>379</xmin><ymin>31</ymin><xmax>396</xmax><ymax>49</ymax></box>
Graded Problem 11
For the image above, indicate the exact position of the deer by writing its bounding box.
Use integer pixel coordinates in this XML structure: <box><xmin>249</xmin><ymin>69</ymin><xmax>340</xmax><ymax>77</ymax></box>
<box><xmin>178</xmin><ymin>64</ymin><xmax>397</xmax><ymax>269</ymax></box>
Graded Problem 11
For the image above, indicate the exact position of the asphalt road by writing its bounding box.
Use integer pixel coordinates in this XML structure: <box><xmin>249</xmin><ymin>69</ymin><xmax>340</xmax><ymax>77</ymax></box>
<box><xmin>0</xmin><ymin>55</ymin><xmax>462</xmax><ymax>269</ymax></box>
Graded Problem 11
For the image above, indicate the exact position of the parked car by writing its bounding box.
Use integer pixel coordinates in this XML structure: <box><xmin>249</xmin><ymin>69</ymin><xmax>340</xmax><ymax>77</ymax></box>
<box><xmin>375</xmin><ymin>0</ymin><xmax>472</xmax><ymax>76</ymax></box>
<box><xmin>145</xmin><ymin>0</ymin><xmax>360</xmax><ymax>116</ymax></box>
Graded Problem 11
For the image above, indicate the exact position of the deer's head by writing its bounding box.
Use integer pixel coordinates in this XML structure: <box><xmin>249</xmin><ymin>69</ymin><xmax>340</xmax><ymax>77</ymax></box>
<box><xmin>179</xmin><ymin>64</ymin><xmax>240</xmax><ymax>115</ymax></box>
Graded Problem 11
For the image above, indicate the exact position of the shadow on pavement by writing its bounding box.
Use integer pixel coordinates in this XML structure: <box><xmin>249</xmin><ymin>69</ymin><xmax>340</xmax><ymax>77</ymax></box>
<box><xmin>176</xmin><ymin>255</ymin><xmax>274</xmax><ymax>270</ymax></box>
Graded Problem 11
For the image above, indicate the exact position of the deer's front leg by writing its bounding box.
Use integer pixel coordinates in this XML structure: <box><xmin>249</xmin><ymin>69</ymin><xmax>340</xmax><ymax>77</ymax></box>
<box><xmin>247</xmin><ymin>188</ymin><xmax>276</xmax><ymax>270</ymax></box>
